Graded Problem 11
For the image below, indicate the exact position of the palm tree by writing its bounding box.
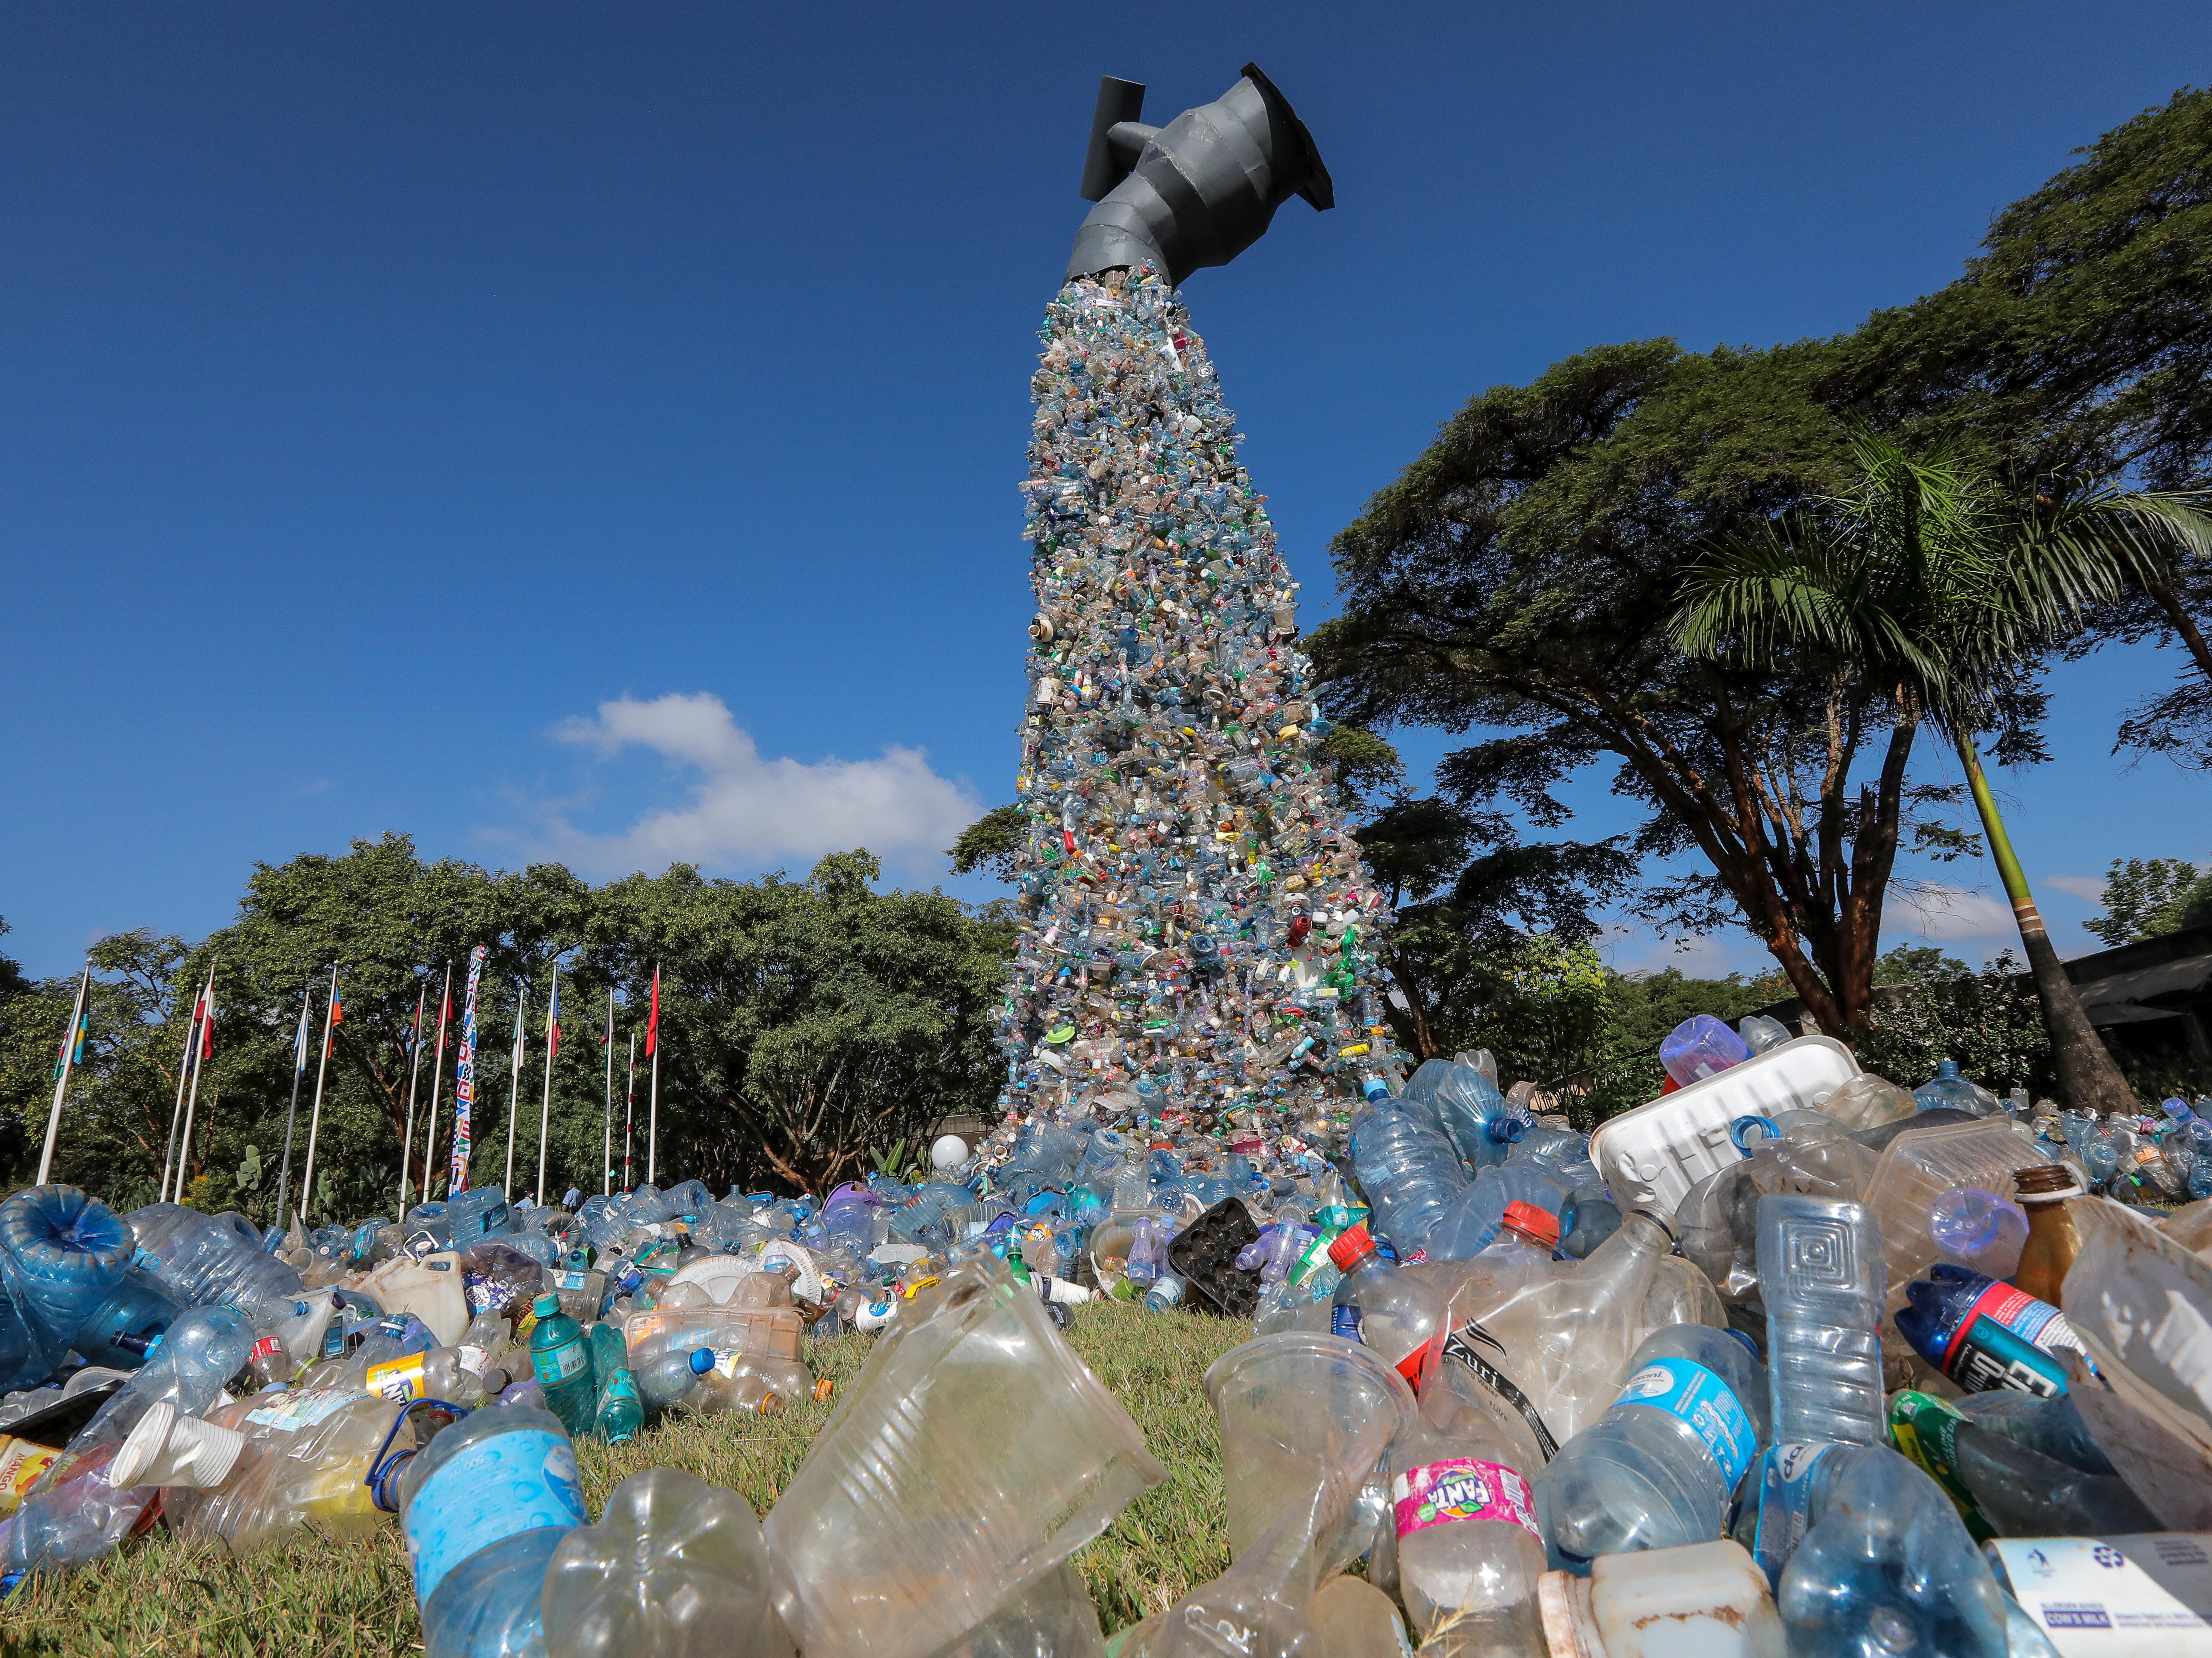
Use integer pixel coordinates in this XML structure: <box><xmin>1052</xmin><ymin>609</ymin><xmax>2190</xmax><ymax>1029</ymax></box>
<box><xmin>1673</xmin><ymin>428</ymin><xmax>2212</xmax><ymax>1111</ymax></box>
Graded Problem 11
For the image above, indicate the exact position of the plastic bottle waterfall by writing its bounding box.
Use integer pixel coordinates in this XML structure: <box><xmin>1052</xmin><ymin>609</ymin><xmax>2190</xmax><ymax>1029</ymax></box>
<box><xmin>1005</xmin><ymin>262</ymin><xmax>1404</xmax><ymax>1126</ymax></box>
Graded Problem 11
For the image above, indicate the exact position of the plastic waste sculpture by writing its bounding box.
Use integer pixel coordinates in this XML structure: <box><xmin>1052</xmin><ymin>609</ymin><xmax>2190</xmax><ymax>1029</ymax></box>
<box><xmin>1002</xmin><ymin>66</ymin><xmax>1403</xmax><ymax>1135</ymax></box>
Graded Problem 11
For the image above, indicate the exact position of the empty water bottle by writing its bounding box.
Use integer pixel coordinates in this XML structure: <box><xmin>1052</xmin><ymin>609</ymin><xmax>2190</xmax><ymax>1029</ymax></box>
<box><xmin>541</xmin><ymin>1467</ymin><xmax>786</xmax><ymax>1658</ymax></box>
<box><xmin>1927</xmin><ymin>1188</ymin><xmax>2029</xmax><ymax>1279</ymax></box>
<box><xmin>528</xmin><ymin>1294</ymin><xmax>597</xmax><ymax>1439</ymax></box>
<box><xmin>1659</xmin><ymin>1016</ymin><xmax>1751</xmax><ymax>1087</ymax></box>
<box><xmin>1915</xmin><ymin>1060</ymin><xmax>2001</xmax><ymax>1116</ymax></box>
<box><xmin>1328</xmin><ymin>1224</ymin><xmax>1448</xmax><ymax>1386</ymax></box>
<box><xmin>1756</xmin><ymin>1194</ymin><xmax>1886</xmax><ymax>1450</ymax></box>
<box><xmin>1543</xmin><ymin>1323</ymin><xmax>1769</xmax><ymax>1565</ymax></box>
<box><xmin>0</xmin><ymin>1186</ymin><xmax>131</xmax><ymax>1371</ymax></box>
<box><xmin>399</xmin><ymin>1404</ymin><xmax>588</xmax><ymax>1658</ymax></box>
<box><xmin>636</xmin><ymin>1348</ymin><xmax>714</xmax><ymax>1416</ymax></box>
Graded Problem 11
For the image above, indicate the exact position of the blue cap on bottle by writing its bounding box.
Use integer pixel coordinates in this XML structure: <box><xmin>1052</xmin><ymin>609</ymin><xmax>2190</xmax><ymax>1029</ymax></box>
<box><xmin>689</xmin><ymin>1347</ymin><xmax>716</xmax><ymax>1375</ymax></box>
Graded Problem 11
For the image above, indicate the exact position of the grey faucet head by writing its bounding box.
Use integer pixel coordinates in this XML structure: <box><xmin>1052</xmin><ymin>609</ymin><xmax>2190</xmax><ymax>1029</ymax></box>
<box><xmin>1067</xmin><ymin>63</ymin><xmax>1333</xmax><ymax>288</ymax></box>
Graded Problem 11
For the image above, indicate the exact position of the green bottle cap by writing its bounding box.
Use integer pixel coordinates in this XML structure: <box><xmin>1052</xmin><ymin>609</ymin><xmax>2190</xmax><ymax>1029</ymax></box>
<box><xmin>532</xmin><ymin>1293</ymin><xmax>560</xmax><ymax>1319</ymax></box>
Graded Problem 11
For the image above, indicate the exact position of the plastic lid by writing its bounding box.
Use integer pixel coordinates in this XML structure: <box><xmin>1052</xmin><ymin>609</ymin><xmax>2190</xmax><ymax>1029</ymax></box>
<box><xmin>688</xmin><ymin>1347</ymin><xmax>716</xmax><ymax>1375</ymax></box>
<box><xmin>1501</xmin><ymin>1201</ymin><xmax>1560</xmax><ymax>1249</ymax></box>
<box><xmin>532</xmin><ymin>1293</ymin><xmax>560</xmax><ymax>1318</ymax></box>
<box><xmin>1327</xmin><ymin>1224</ymin><xmax>1377</xmax><ymax>1272</ymax></box>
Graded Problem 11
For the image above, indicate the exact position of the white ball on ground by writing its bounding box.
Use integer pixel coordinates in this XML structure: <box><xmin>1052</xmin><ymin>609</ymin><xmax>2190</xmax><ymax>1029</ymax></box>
<box><xmin>931</xmin><ymin>1135</ymin><xmax>969</xmax><ymax>1171</ymax></box>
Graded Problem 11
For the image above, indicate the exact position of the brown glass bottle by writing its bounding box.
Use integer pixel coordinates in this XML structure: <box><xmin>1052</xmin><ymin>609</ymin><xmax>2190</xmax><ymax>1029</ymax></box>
<box><xmin>2012</xmin><ymin>1163</ymin><xmax>2087</xmax><ymax>1309</ymax></box>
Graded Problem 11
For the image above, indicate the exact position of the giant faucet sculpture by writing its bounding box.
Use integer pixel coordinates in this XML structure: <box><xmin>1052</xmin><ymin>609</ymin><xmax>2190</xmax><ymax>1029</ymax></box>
<box><xmin>999</xmin><ymin>66</ymin><xmax>1404</xmax><ymax>1138</ymax></box>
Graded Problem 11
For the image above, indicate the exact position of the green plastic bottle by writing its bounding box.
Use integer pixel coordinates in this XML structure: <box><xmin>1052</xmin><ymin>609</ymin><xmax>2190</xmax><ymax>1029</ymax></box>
<box><xmin>595</xmin><ymin>1367</ymin><xmax>643</xmax><ymax>1443</ymax></box>
<box><xmin>585</xmin><ymin>1320</ymin><xmax>626</xmax><ymax>1399</ymax></box>
<box><xmin>528</xmin><ymin>1292</ymin><xmax>595</xmax><ymax>1437</ymax></box>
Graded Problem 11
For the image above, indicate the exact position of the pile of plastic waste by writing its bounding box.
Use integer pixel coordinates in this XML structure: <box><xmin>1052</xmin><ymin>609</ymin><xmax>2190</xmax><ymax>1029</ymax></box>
<box><xmin>1</xmin><ymin>1001</ymin><xmax>2211</xmax><ymax>1656</ymax></box>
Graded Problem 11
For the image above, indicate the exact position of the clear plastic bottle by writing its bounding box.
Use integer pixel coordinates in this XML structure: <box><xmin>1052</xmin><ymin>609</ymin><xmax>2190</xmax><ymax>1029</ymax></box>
<box><xmin>1541</xmin><ymin>1323</ymin><xmax>1768</xmax><ymax>1565</ymax></box>
<box><xmin>1389</xmin><ymin>1406</ymin><xmax>1547</xmax><ymax>1656</ymax></box>
<box><xmin>1755</xmin><ymin>1194</ymin><xmax>1885</xmax><ymax>1450</ymax></box>
<box><xmin>1927</xmin><ymin>1188</ymin><xmax>2029</xmax><ymax>1279</ymax></box>
<box><xmin>636</xmin><ymin>1347</ymin><xmax>714</xmax><ymax>1415</ymax></box>
<box><xmin>540</xmin><ymin>1467</ymin><xmax>787</xmax><ymax>1658</ymax></box>
<box><xmin>1328</xmin><ymin>1224</ymin><xmax>1448</xmax><ymax>1386</ymax></box>
<box><xmin>1770</xmin><ymin>1442</ymin><xmax>2009</xmax><ymax>1658</ymax></box>
<box><xmin>125</xmin><ymin>1203</ymin><xmax>306</xmax><ymax>1328</ymax></box>
<box><xmin>1659</xmin><ymin>1016</ymin><xmax>1751</xmax><ymax>1086</ymax></box>
<box><xmin>527</xmin><ymin>1294</ymin><xmax>597</xmax><ymax>1438</ymax></box>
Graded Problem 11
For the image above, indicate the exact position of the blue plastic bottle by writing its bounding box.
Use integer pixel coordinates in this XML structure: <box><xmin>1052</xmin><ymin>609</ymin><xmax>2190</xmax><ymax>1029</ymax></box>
<box><xmin>0</xmin><ymin>1185</ymin><xmax>132</xmax><ymax>1374</ymax></box>
<box><xmin>1542</xmin><ymin>1323</ymin><xmax>1769</xmax><ymax>1565</ymax></box>
<box><xmin>1893</xmin><ymin>1265</ymin><xmax>2080</xmax><ymax>1397</ymax></box>
<box><xmin>70</xmin><ymin>1268</ymin><xmax>182</xmax><ymax>1370</ymax></box>
<box><xmin>398</xmin><ymin>1405</ymin><xmax>588</xmax><ymax>1657</ymax></box>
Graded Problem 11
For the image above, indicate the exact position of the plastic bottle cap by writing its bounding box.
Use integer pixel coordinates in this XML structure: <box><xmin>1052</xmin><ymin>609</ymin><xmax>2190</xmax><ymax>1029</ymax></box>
<box><xmin>1501</xmin><ymin>1201</ymin><xmax>1560</xmax><ymax>1249</ymax></box>
<box><xmin>1326</xmin><ymin>1224</ymin><xmax>1376</xmax><ymax>1272</ymax></box>
<box><xmin>532</xmin><ymin>1293</ymin><xmax>560</xmax><ymax>1319</ymax></box>
<box><xmin>689</xmin><ymin>1347</ymin><xmax>716</xmax><ymax>1375</ymax></box>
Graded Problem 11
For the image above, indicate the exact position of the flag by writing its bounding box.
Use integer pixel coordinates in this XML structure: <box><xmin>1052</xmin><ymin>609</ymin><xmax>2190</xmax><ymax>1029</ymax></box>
<box><xmin>546</xmin><ymin>971</ymin><xmax>561</xmax><ymax>1061</ymax></box>
<box><xmin>326</xmin><ymin>986</ymin><xmax>343</xmax><ymax>1058</ymax></box>
<box><xmin>52</xmin><ymin>975</ymin><xmax>89</xmax><ymax>1081</ymax></box>
<box><xmin>193</xmin><ymin>969</ymin><xmax>216</xmax><ymax>1061</ymax></box>
<box><xmin>292</xmin><ymin>993</ymin><xmax>311</xmax><ymax>1073</ymax></box>
<box><xmin>644</xmin><ymin>966</ymin><xmax>660</xmax><ymax>1058</ymax></box>
<box><xmin>511</xmin><ymin>988</ymin><xmax>527</xmax><ymax>1064</ymax></box>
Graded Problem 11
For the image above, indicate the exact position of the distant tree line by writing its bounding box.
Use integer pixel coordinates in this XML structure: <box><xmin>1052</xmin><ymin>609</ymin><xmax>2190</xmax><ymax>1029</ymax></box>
<box><xmin>0</xmin><ymin>835</ymin><xmax>1012</xmax><ymax>1218</ymax></box>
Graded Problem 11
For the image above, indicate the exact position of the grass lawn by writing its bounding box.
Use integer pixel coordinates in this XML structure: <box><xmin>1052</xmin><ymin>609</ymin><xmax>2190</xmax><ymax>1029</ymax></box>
<box><xmin>0</xmin><ymin>1302</ymin><xmax>1252</xmax><ymax>1657</ymax></box>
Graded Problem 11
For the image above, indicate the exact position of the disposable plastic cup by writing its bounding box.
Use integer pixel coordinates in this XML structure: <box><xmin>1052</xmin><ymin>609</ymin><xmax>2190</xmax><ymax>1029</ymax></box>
<box><xmin>762</xmin><ymin>1259</ymin><xmax>1164</xmax><ymax>1658</ymax></box>
<box><xmin>1204</xmin><ymin>1333</ymin><xmax>1416</xmax><ymax>1579</ymax></box>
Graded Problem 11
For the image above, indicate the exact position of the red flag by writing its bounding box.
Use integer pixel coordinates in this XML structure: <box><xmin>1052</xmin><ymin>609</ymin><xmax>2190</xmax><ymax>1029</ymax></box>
<box><xmin>644</xmin><ymin>967</ymin><xmax>659</xmax><ymax>1058</ymax></box>
<box><xmin>327</xmin><ymin>990</ymin><xmax>343</xmax><ymax>1057</ymax></box>
<box><xmin>195</xmin><ymin>971</ymin><xmax>216</xmax><ymax>1060</ymax></box>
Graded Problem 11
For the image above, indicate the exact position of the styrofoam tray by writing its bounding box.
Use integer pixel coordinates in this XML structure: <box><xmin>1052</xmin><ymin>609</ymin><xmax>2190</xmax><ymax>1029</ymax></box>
<box><xmin>1590</xmin><ymin>1035</ymin><xmax>1862</xmax><ymax>1213</ymax></box>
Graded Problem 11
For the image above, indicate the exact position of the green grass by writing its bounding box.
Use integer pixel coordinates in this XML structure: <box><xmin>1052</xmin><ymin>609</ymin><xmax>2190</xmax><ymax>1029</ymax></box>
<box><xmin>0</xmin><ymin>1303</ymin><xmax>1250</xmax><ymax>1657</ymax></box>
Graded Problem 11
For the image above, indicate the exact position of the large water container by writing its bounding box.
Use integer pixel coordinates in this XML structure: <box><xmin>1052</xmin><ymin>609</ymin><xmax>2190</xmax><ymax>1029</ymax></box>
<box><xmin>125</xmin><ymin>1204</ymin><xmax>305</xmax><ymax>1328</ymax></box>
<box><xmin>0</xmin><ymin>1186</ymin><xmax>132</xmax><ymax>1367</ymax></box>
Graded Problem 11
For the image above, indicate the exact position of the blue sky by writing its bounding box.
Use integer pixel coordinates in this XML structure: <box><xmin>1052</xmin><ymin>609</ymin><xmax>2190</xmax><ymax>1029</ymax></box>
<box><xmin>5</xmin><ymin>3</ymin><xmax>2208</xmax><ymax>983</ymax></box>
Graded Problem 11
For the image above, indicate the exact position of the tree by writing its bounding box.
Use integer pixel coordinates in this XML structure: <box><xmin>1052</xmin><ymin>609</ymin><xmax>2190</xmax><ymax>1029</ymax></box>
<box><xmin>1854</xmin><ymin>944</ymin><xmax>2052</xmax><ymax>1099</ymax></box>
<box><xmin>947</xmin><ymin>806</ymin><xmax>1026</xmax><ymax>881</ymax></box>
<box><xmin>1672</xmin><ymin>429</ymin><xmax>2208</xmax><ymax>1110</ymax></box>
<box><xmin>1313</xmin><ymin>339</ymin><xmax>1958</xmax><ymax>1043</ymax></box>
<box><xmin>2084</xmin><ymin>856</ymin><xmax>2212</xmax><ymax>945</ymax></box>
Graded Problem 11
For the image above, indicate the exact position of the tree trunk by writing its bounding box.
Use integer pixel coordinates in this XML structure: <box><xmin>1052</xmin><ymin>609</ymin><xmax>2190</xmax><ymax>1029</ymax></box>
<box><xmin>2145</xmin><ymin>576</ymin><xmax>2212</xmax><ymax>682</ymax></box>
<box><xmin>1957</xmin><ymin>735</ymin><xmax>2136</xmax><ymax>1111</ymax></box>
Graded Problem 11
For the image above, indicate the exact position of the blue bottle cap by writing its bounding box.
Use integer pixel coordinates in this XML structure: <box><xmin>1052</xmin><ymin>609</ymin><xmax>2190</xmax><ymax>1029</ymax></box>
<box><xmin>689</xmin><ymin>1347</ymin><xmax>716</xmax><ymax>1375</ymax></box>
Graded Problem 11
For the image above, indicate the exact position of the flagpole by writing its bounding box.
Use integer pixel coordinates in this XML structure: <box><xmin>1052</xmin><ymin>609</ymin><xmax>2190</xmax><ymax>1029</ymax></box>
<box><xmin>504</xmin><ymin>985</ymin><xmax>526</xmax><ymax>1197</ymax></box>
<box><xmin>159</xmin><ymin>975</ymin><xmax>204</xmax><ymax>1199</ymax></box>
<box><xmin>536</xmin><ymin>963</ymin><xmax>560</xmax><ymax>1207</ymax></box>
<box><xmin>602</xmin><ymin>994</ymin><xmax>615</xmax><ymax>1196</ymax></box>
<box><xmin>298</xmin><ymin>966</ymin><xmax>339</xmax><ymax>1227</ymax></box>
<box><xmin>171</xmin><ymin>963</ymin><xmax>217</xmax><ymax>1203</ymax></box>
<box><xmin>37</xmin><ymin>965</ymin><xmax>91</xmax><ymax>1186</ymax></box>
<box><xmin>647</xmin><ymin>961</ymin><xmax>660</xmax><ymax>1188</ymax></box>
<box><xmin>418</xmin><ymin>962</ymin><xmax>452</xmax><ymax>1209</ymax></box>
<box><xmin>273</xmin><ymin>984</ymin><xmax>312</xmax><ymax>1227</ymax></box>
<box><xmin>397</xmin><ymin>983</ymin><xmax>427</xmax><ymax>1213</ymax></box>
<box><xmin>624</xmin><ymin>1033</ymin><xmax>636</xmax><ymax>1192</ymax></box>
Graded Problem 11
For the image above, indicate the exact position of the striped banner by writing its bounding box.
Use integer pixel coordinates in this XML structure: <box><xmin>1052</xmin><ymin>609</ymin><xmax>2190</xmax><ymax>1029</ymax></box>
<box><xmin>452</xmin><ymin>944</ymin><xmax>487</xmax><ymax>1193</ymax></box>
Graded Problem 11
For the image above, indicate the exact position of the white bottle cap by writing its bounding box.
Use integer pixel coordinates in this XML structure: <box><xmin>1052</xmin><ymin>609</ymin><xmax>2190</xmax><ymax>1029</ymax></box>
<box><xmin>109</xmin><ymin>1400</ymin><xmax>247</xmax><ymax>1491</ymax></box>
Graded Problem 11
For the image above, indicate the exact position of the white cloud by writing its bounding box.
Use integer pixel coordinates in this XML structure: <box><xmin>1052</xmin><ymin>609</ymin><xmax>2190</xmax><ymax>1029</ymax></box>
<box><xmin>533</xmin><ymin>693</ymin><xmax>981</xmax><ymax>879</ymax></box>
<box><xmin>1882</xmin><ymin>882</ymin><xmax>2017</xmax><ymax>944</ymax></box>
<box><xmin>2044</xmin><ymin>874</ymin><xmax>2108</xmax><ymax>903</ymax></box>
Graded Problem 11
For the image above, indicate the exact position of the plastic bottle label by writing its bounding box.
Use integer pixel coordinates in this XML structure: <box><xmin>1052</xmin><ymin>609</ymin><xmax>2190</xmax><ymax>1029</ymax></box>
<box><xmin>245</xmin><ymin>1388</ymin><xmax>364</xmax><ymax>1434</ymax></box>
<box><xmin>1751</xmin><ymin>1442</ymin><xmax>1833</xmax><ymax>1587</ymax></box>
<box><xmin>1332</xmin><ymin>1305</ymin><xmax>1363</xmax><ymax>1341</ymax></box>
<box><xmin>1439</xmin><ymin>1326</ymin><xmax>1560</xmax><ymax>1461</ymax></box>
<box><xmin>402</xmin><ymin>1428</ymin><xmax>587</xmax><ymax>1605</ymax></box>
<box><xmin>1390</xmin><ymin>1458</ymin><xmax>1540</xmax><ymax>1539</ymax></box>
<box><xmin>532</xmin><ymin>1337</ymin><xmax>588</xmax><ymax>1386</ymax></box>
<box><xmin>1940</xmin><ymin>1281</ymin><xmax>2078</xmax><ymax>1395</ymax></box>
<box><xmin>1614</xmin><ymin>1357</ymin><xmax>1757</xmax><ymax>1490</ymax></box>
<box><xmin>366</xmin><ymin>1356</ymin><xmax>429</xmax><ymax>1402</ymax></box>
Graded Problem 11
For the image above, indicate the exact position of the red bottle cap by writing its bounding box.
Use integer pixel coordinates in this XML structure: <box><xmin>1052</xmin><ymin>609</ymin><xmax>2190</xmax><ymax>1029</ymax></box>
<box><xmin>1327</xmin><ymin>1224</ymin><xmax>1377</xmax><ymax>1272</ymax></box>
<box><xmin>1501</xmin><ymin>1201</ymin><xmax>1560</xmax><ymax>1250</ymax></box>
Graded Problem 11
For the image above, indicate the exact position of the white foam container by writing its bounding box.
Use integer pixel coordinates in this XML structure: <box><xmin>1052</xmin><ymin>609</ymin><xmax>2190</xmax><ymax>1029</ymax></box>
<box><xmin>1590</xmin><ymin>1035</ymin><xmax>1862</xmax><ymax>1213</ymax></box>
